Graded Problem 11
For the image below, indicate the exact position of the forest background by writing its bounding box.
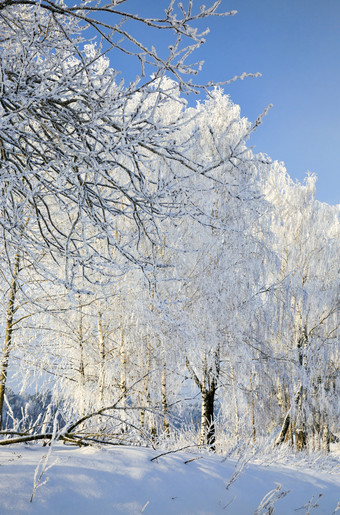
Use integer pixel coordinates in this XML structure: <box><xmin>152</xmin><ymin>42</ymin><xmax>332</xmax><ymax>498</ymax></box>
<box><xmin>0</xmin><ymin>0</ymin><xmax>338</xmax><ymax>459</ymax></box>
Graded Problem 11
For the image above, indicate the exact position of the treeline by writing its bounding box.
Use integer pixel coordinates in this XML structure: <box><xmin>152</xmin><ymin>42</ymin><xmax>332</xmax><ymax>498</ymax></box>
<box><xmin>0</xmin><ymin>1</ymin><xmax>338</xmax><ymax>452</ymax></box>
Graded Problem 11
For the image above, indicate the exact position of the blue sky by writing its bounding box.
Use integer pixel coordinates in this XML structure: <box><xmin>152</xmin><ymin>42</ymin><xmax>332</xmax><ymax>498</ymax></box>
<box><xmin>197</xmin><ymin>0</ymin><xmax>340</xmax><ymax>206</ymax></box>
<box><xmin>99</xmin><ymin>0</ymin><xmax>339</xmax><ymax>205</ymax></box>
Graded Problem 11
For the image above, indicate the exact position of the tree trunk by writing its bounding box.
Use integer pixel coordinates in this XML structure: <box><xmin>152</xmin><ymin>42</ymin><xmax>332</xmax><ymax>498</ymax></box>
<box><xmin>250</xmin><ymin>373</ymin><xmax>256</xmax><ymax>443</ymax></box>
<box><xmin>97</xmin><ymin>312</ymin><xmax>106</xmax><ymax>409</ymax></box>
<box><xmin>275</xmin><ymin>409</ymin><xmax>291</xmax><ymax>446</ymax></box>
<box><xmin>275</xmin><ymin>384</ymin><xmax>308</xmax><ymax>451</ymax></box>
<box><xmin>199</xmin><ymin>351</ymin><xmax>216</xmax><ymax>450</ymax></box>
<box><xmin>295</xmin><ymin>385</ymin><xmax>307</xmax><ymax>451</ymax></box>
<box><xmin>120</xmin><ymin>329</ymin><xmax>127</xmax><ymax>401</ymax></box>
<box><xmin>77</xmin><ymin>299</ymin><xmax>86</xmax><ymax>417</ymax></box>
<box><xmin>199</xmin><ymin>352</ymin><xmax>207</xmax><ymax>446</ymax></box>
<box><xmin>140</xmin><ymin>339</ymin><xmax>157</xmax><ymax>439</ymax></box>
<box><xmin>0</xmin><ymin>253</ymin><xmax>20</xmax><ymax>430</ymax></box>
<box><xmin>322</xmin><ymin>421</ymin><xmax>330</xmax><ymax>453</ymax></box>
<box><xmin>205</xmin><ymin>387</ymin><xmax>216</xmax><ymax>449</ymax></box>
<box><xmin>119</xmin><ymin>328</ymin><xmax>127</xmax><ymax>433</ymax></box>
<box><xmin>200</xmin><ymin>386</ymin><xmax>216</xmax><ymax>449</ymax></box>
<box><xmin>229</xmin><ymin>361</ymin><xmax>240</xmax><ymax>442</ymax></box>
<box><xmin>161</xmin><ymin>349</ymin><xmax>169</xmax><ymax>434</ymax></box>
<box><xmin>294</xmin><ymin>325</ymin><xmax>308</xmax><ymax>450</ymax></box>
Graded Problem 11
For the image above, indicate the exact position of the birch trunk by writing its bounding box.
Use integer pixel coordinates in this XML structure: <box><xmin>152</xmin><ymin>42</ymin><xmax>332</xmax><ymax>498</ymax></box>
<box><xmin>120</xmin><ymin>328</ymin><xmax>127</xmax><ymax>433</ymax></box>
<box><xmin>250</xmin><ymin>373</ymin><xmax>256</xmax><ymax>443</ymax></box>
<box><xmin>0</xmin><ymin>253</ymin><xmax>20</xmax><ymax>430</ymax></box>
<box><xmin>199</xmin><ymin>351</ymin><xmax>216</xmax><ymax>449</ymax></box>
<box><xmin>199</xmin><ymin>351</ymin><xmax>208</xmax><ymax>446</ymax></box>
<box><xmin>97</xmin><ymin>312</ymin><xmax>106</xmax><ymax>408</ymax></box>
<box><xmin>77</xmin><ymin>300</ymin><xmax>86</xmax><ymax>417</ymax></box>
<box><xmin>140</xmin><ymin>339</ymin><xmax>157</xmax><ymax>438</ymax></box>
<box><xmin>161</xmin><ymin>349</ymin><xmax>169</xmax><ymax>434</ymax></box>
<box><xmin>229</xmin><ymin>361</ymin><xmax>240</xmax><ymax>442</ymax></box>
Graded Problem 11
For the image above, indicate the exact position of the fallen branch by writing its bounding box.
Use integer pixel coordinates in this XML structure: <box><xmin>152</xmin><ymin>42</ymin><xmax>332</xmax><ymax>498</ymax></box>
<box><xmin>184</xmin><ymin>456</ymin><xmax>203</xmax><ymax>464</ymax></box>
<box><xmin>0</xmin><ymin>432</ymin><xmax>86</xmax><ymax>446</ymax></box>
<box><xmin>150</xmin><ymin>445</ymin><xmax>199</xmax><ymax>462</ymax></box>
<box><xmin>0</xmin><ymin>434</ymin><xmax>54</xmax><ymax>445</ymax></box>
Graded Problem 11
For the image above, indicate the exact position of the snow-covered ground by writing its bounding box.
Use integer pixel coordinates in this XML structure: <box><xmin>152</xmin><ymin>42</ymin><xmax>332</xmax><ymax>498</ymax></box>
<box><xmin>0</xmin><ymin>444</ymin><xmax>339</xmax><ymax>514</ymax></box>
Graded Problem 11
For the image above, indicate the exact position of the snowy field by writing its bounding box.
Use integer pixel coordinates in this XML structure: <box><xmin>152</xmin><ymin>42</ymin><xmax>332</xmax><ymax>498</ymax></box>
<box><xmin>0</xmin><ymin>445</ymin><xmax>339</xmax><ymax>514</ymax></box>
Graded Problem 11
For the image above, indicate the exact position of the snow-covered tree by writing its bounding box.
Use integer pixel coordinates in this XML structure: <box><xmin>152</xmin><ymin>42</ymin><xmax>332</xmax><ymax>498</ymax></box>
<box><xmin>0</xmin><ymin>2</ymin><xmax>337</xmax><ymax>457</ymax></box>
<box><xmin>260</xmin><ymin>163</ymin><xmax>339</xmax><ymax>451</ymax></box>
<box><xmin>0</xmin><ymin>0</ymin><xmax>244</xmax><ymax>288</ymax></box>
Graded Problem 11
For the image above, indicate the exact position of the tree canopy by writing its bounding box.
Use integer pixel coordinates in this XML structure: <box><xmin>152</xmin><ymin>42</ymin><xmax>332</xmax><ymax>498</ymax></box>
<box><xmin>0</xmin><ymin>0</ymin><xmax>338</xmax><ymax>454</ymax></box>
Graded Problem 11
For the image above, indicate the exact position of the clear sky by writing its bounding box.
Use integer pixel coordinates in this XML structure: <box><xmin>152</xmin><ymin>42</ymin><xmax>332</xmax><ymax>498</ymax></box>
<box><xmin>101</xmin><ymin>0</ymin><xmax>340</xmax><ymax>205</ymax></box>
<box><xmin>196</xmin><ymin>0</ymin><xmax>340</xmax><ymax>206</ymax></box>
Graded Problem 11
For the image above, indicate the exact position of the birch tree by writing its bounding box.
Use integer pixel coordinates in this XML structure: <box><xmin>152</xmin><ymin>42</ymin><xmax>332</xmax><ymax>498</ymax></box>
<box><xmin>262</xmin><ymin>164</ymin><xmax>340</xmax><ymax>451</ymax></box>
<box><xmin>0</xmin><ymin>0</ymin><xmax>248</xmax><ymax>289</ymax></box>
<box><xmin>158</xmin><ymin>91</ymin><xmax>271</xmax><ymax>448</ymax></box>
<box><xmin>0</xmin><ymin>0</ymin><xmax>249</xmax><ymax>433</ymax></box>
